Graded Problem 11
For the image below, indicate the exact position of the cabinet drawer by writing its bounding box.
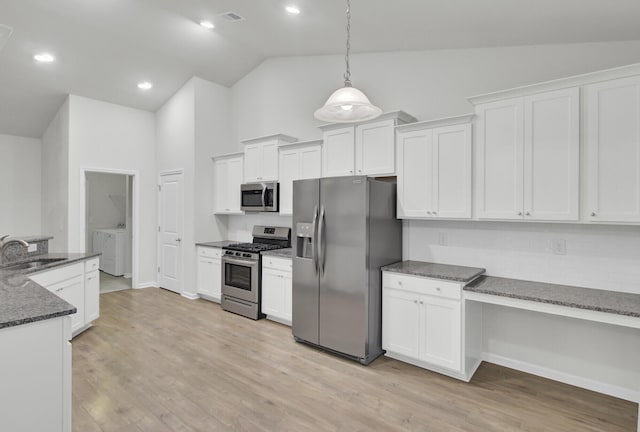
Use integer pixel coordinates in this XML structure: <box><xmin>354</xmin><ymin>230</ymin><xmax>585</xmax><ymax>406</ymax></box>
<box><xmin>383</xmin><ymin>272</ymin><xmax>461</xmax><ymax>300</ymax></box>
<box><xmin>85</xmin><ymin>258</ymin><xmax>99</xmax><ymax>273</ymax></box>
<box><xmin>30</xmin><ymin>262</ymin><xmax>84</xmax><ymax>287</ymax></box>
<box><xmin>262</xmin><ymin>256</ymin><xmax>292</xmax><ymax>272</ymax></box>
<box><xmin>198</xmin><ymin>247</ymin><xmax>222</xmax><ymax>259</ymax></box>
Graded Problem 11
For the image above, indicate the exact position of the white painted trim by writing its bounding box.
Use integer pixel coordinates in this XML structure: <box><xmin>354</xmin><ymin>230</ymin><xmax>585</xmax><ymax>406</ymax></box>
<box><xmin>265</xmin><ymin>315</ymin><xmax>292</xmax><ymax>327</ymax></box>
<box><xmin>158</xmin><ymin>168</ymin><xmax>183</xmax><ymax>176</ymax></box>
<box><xmin>384</xmin><ymin>350</ymin><xmax>472</xmax><ymax>382</ymax></box>
<box><xmin>396</xmin><ymin>113</ymin><xmax>476</xmax><ymax>132</ymax></box>
<box><xmin>198</xmin><ymin>293</ymin><xmax>221</xmax><ymax>304</ymax></box>
<box><xmin>467</xmin><ymin>62</ymin><xmax>640</xmax><ymax>105</ymax></box>
<box><xmin>211</xmin><ymin>151</ymin><xmax>244</xmax><ymax>160</ymax></box>
<box><xmin>241</xmin><ymin>134</ymin><xmax>298</xmax><ymax>145</ymax></box>
<box><xmin>181</xmin><ymin>292</ymin><xmax>199</xmax><ymax>300</ymax></box>
<box><xmin>123</xmin><ymin>273</ymin><xmax>132</xmax><ymax>279</ymax></box>
<box><xmin>79</xmin><ymin>167</ymin><xmax>140</xmax><ymax>290</ymax></box>
<box><xmin>277</xmin><ymin>139</ymin><xmax>323</xmax><ymax>149</ymax></box>
<box><xmin>318</xmin><ymin>110</ymin><xmax>417</xmax><ymax>130</ymax></box>
<box><xmin>464</xmin><ymin>291</ymin><xmax>640</xmax><ymax>329</ymax></box>
<box><xmin>482</xmin><ymin>353</ymin><xmax>640</xmax><ymax>403</ymax></box>
<box><xmin>135</xmin><ymin>282</ymin><xmax>157</xmax><ymax>289</ymax></box>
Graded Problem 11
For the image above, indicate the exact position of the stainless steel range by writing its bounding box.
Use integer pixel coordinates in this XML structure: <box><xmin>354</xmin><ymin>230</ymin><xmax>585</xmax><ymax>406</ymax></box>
<box><xmin>221</xmin><ymin>226</ymin><xmax>291</xmax><ymax>320</ymax></box>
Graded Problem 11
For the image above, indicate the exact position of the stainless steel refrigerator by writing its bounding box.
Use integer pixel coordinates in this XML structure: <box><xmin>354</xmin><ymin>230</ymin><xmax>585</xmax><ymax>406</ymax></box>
<box><xmin>292</xmin><ymin>176</ymin><xmax>402</xmax><ymax>365</ymax></box>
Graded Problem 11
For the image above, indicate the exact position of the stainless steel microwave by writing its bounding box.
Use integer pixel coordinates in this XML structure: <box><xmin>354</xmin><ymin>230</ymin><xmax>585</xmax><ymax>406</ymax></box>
<box><xmin>240</xmin><ymin>182</ymin><xmax>279</xmax><ymax>212</ymax></box>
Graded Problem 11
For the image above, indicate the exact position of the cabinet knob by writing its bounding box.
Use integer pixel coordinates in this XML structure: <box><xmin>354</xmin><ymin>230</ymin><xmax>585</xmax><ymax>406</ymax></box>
<box><xmin>398</xmin><ymin>281</ymin><xmax>402</xmax><ymax>285</ymax></box>
<box><xmin>591</xmin><ymin>212</ymin><xmax>596</xmax><ymax>217</ymax></box>
<box><xmin>419</xmin><ymin>301</ymin><xmax>424</xmax><ymax>305</ymax></box>
<box><xmin>525</xmin><ymin>212</ymin><xmax>531</xmax><ymax>216</ymax></box>
<box><xmin>436</xmin><ymin>287</ymin><xmax>441</xmax><ymax>292</ymax></box>
<box><xmin>426</xmin><ymin>211</ymin><xmax>432</xmax><ymax>215</ymax></box>
<box><xmin>518</xmin><ymin>212</ymin><xmax>523</xmax><ymax>216</ymax></box>
<box><xmin>358</xmin><ymin>170</ymin><xmax>362</xmax><ymax>173</ymax></box>
<box><xmin>432</xmin><ymin>211</ymin><xmax>437</xmax><ymax>215</ymax></box>
<box><xmin>349</xmin><ymin>170</ymin><xmax>353</xmax><ymax>174</ymax></box>
<box><xmin>413</xmin><ymin>300</ymin><xmax>418</xmax><ymax>304</ymax></box>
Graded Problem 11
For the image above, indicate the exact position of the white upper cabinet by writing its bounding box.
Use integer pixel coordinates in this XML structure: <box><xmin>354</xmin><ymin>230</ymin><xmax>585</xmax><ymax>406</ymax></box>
<box><xmin>585</xmin><ymin>76</ymin><xmax>640</xmax><ymax>223</ymax></box>
<box><xmin>320</xmin><ymin>111</ymin><xmax>416</xmax><ymax>178</ymax></box>
<box><xmin>213</xmin><ymin>153</ymin><xmax>244</xmax><ymax>214</ymax></box>
<box><xmin>474</xmin><ymin>88</ymin><xmax>579</xmax><ymax>221</ymax></box>
<box><xmin>396</xmin><ymin>115</ymin><xmax>473</xmax><ymax>219</ymax></box>
<box><xmin>278</xmin><ymin>140</ymin><xmax>322</xmax><ymax>215</ymax></box>
<box><xmin>241</xmin><ymin>134</ymin><xmax>298</xmax><ymax>183</ymax></box>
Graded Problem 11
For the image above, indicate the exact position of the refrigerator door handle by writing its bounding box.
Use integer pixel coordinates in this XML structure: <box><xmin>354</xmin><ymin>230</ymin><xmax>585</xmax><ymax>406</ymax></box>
<box><xmin>318</xmin><ymin>205</ymin><xmax>326</xmax><ymax>274</ymax></box>
<box><xmin>311</xmin><ymin>205</ymin><xmax>319</xmax><ymax>273</ymax></box>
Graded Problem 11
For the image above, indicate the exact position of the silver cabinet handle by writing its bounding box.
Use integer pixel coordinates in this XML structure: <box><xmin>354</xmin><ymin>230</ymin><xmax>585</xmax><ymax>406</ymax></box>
<box><xmin>591</xmin><ymin>212</ymin><xmax>596</xmax><ymax>217</ymax></box>
<box><xmin>358</xmin><ymin>169</ymin><xmax>362</xmax><ymax>173</ymax></box>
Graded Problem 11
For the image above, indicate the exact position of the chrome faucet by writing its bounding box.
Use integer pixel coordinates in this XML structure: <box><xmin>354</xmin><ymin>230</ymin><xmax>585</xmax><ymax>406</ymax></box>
<box><xmin>0</xmin><ymin>235</ymin><xmax>30</xmax><ymax>265</ymax></box>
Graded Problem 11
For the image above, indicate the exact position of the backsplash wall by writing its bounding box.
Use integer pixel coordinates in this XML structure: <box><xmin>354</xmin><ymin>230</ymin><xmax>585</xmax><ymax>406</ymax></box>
<box><xmin>227</xmin><ymin>214</ymin><xmax>293</xmax><ymax>242</ymax></box>
<box><xmin>404</xmin><ymin>220</ymin><xmax>640</xmax><ymax>294</ymax></box>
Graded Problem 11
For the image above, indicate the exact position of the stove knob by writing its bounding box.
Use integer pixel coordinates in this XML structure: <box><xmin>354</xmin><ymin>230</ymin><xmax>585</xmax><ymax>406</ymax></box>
<box><xmin>243</xmin><ymin>253</ymin><xmax>252</xmax><ymax>258</ymax></box>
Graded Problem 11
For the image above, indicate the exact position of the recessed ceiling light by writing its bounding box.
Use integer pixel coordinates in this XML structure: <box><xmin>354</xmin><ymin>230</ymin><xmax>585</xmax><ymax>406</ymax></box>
<box><xmin>285</xmin><ymin>6</ymin><xmax>300</xmax><ymax>15</ymax></box>
<box><xmin>34</xmin><ymin>53</ymin><xmax>55</xmax><ymax>63</ymax></box>
<box><xmin>137</xmin><ymin>82</ymin><xmax>153</xmax><ymax>90</ymax></box>
<box><xmin>200</xmin><ymin>20</ymin><xmax>215</xmax><ymax>29</ymax></box>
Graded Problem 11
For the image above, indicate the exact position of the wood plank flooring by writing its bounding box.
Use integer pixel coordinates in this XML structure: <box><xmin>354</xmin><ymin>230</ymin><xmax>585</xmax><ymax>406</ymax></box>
<box><xmin>72</xmin><ymin>288</ymin><xmax>638</xmax><ymax>432</ymax></box>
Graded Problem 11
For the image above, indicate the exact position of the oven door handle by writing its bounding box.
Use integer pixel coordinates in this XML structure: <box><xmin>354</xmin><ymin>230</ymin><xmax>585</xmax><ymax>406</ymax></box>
<box><xmin>222</xmin><ymin>256</ymin><xmax>258</xmax><ymax>267</ymax></box>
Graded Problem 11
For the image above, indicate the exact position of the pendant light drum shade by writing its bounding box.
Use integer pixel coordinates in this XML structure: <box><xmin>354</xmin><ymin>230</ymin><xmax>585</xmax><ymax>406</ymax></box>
<box><xmin>314</xmin><ymin>84</ymin><xmax>382</xmax><ymax>123</ymax></box>
<box><xmin>314</xmin><ymin>0</ymin><xmax>382</xmax><ymax>123</ymax></box>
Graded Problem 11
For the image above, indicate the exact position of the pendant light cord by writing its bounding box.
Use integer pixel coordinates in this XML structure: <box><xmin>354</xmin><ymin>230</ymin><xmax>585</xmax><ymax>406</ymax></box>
<box><xmin>343</xmin><ymin>0</ymin><xmax>352</xmax><ymax>86</ymax></box>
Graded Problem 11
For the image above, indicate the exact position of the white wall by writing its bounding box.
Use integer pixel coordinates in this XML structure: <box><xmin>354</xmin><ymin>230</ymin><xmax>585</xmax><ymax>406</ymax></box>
<box><xmin>227</xmin><ymin>214</ymin><xmax>292</xmax><ymax>242</ymax></box>
<box><xmin>0</xmin><ymin>134</ymin><xmax>42</xmax><ymax>237</ymax></box>
<box><xmin>67</xmin><ymin>95</ymin><xmax>156</xmax><ymax>287</ymax></box>
<box><xmin>85</xmin><ymin>172</ymin><xmax>127</xmax><ymax>251</ymax></box>
<box><xmin>231</xmin><ymin>40</ymin><xmax>640</xmax><ymax>145</ymax></box>
<box><xmin>41</xmin><ymin>99</ymin><xmax>69</xmax><ymax>253</ymax></box>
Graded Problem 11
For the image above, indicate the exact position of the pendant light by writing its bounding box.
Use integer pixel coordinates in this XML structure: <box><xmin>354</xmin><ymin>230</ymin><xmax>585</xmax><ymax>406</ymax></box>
<box><xmin>314</xmin><ymin>0</ymin><xmax>382</xmax><ymax>123</ymax></box>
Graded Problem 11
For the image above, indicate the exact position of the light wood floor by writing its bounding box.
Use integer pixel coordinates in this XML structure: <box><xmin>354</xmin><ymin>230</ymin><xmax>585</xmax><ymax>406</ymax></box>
<box><xmin>72</xmin><ymin>288</ymin><xmax>638</xmax><ymax>432</ymax></box>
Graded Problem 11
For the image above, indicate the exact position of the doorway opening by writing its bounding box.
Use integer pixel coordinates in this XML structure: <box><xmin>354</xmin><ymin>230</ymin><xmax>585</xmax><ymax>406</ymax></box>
<box><xmin>81</xmin><ymin>169</ymin><xmax>138</xmax><ymax>293</ymax></box>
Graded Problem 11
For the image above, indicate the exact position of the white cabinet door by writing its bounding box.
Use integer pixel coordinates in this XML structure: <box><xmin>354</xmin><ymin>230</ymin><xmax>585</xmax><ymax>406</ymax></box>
<box><xmin>382</xmin><ymin>287</ymin><xmax>421</xmax><ymax>359</ymax></box>
<box><xmin>214</xmin><ymin>158</ymin><xmax>228</xmax><ymax>213</ymax></box>
<box><xmin>524</xmin><ymin>88</ymin><xmax>580</xmax><ymax>221</ymax></box>
<box><xmin>262</xmin><ymin>268</ymin><xmax>284</xmax><ymax>318</ymax></box>
<box><xmin>299</xmin><ymin>145</ymin><xmax>322</xmax><ymax>179</ymax></box>
<box><xmin>197</xmin><ymin>255</ymin><xmax>215</xmax><ymax>298</ymax></box>
<box><xmin>283</xmin><ymin>271</ymin><xmax>292</xmax><ymax>323</ymax></box>
<box><xmin>476</xmin><ymin>98</ymin><xmax>525</xmax><ymax>220</ymax></box>
<box><xmin>84</xmin><ymin>270</ymin><xmax>100</xmax><ymax>323</ymax></box>
<box><xmin>244</xmin><ymin>143</ymin><xmax>262</xmax><ymax>182</ymax></box>
<box><xmin>323</xmin><ymin>127</ymin><xmax>355</xmax><ymax>177</ymax></box>
<box><xmin>355</xmin><ymin>119</ymin><xmax>396</xmax><ymax>175</ymax></box>
<box><xmin>432</xmin><ymin>124</ymin><xmax>472</xmax><ymax>219</ymax></box>
<box><xmin>261</xmin><ymin>141</ymin><xmax>279</xmax><ymax>181</ymax></box>
<box><xmin>278</xmin><ymin>149</ymin><xmax>300</xmax><ymax>216</ymax></box>
<box><xmin>211</xmin><ymin>258</ymin><xmax>221</xmax><ymax>300</ymax></box>
<box><xmin>419</xmin><ymin>295</ymin><xmax>461</xmax><ymax>372</ymax></box>
<box><xmin>586</xmin><ymin>76</ymin><xmax>640</xmax><ymax>223</ymax></box>
<box><xmin>397</xmin><ymin>129</ymin><xmax>433</xmax><ymax>218</ymax></box>
<box><xmin>214</xmin><ymin>156</ymin><xmax>244</xmax><ymax>214</ymax></box>
<box><xmin>49</xmin><ymin>276</ymin><xmax>85</xmax><ymax>334</ymax></box>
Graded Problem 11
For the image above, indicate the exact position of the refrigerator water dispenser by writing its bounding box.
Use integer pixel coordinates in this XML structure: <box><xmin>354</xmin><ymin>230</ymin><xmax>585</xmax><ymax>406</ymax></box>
<box><xmin>296</xmin><ymin>222</ymin><xmax>314</xmax><ymax>259</ymax></box>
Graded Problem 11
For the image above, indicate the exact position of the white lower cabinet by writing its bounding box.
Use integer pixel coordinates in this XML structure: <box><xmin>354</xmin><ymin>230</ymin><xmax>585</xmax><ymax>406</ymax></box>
<box><xmin>29</xmin><ymin>257</ymin><xmax>101</xmax><ymax>337</ymax></box>
<box><xmin>261</xmin><ymin>256</ymin><xmax>292</xmax><ymax>325</ymax></box>
<box><xmin>196</xmin><ymin>246</ymin><xmax>222</xmax><ymax>302</ymax></box>
<box><xmin>0</xmin><ymin>316</ymin><xmax>72</xmax><ymax>432</ymax></box>
<box><xmin>382</xmin><ymin>272</ymin><xmax>478</xmax><ymax>381</ymax></box>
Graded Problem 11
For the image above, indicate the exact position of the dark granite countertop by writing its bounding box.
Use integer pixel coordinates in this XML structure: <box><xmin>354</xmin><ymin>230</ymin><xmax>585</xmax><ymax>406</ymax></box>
<box><xmin>0</xmin><ymin>253</ymin><xmax>100</xmax><ymax>330</ymax></box>
<box><xmin>262</xmin><ymin>248</ymin><xmax>292</xmax><ymax>259</ymax></box>
<box><xmin>196</xmin><ymin>240</ymin><xmax>236</xmax><ymax>248</ymax></box>
<box><xmin>381</xmin><ymin>260</ymin><xmax>486</xmax><ymax>283</ymax></box>
<box><xmin>465</xmin><ymin>276</ymin><xmax>640</xmax><ymax>318</ymax></box>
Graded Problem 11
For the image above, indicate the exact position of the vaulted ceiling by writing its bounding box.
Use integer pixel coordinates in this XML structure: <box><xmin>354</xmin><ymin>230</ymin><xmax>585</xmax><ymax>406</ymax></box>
<box><xmin>2</xmin><ymin>0</ymin><xmax>640</xmax><ymax>138</ymax></box>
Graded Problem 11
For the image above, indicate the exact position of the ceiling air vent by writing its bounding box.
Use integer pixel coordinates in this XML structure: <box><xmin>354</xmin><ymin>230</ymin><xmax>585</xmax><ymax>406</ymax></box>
<box><xmin>0</xmin><ymin>25</ymin><xmax>13</xmax><ymax>52</ymax></box>
<box><xmin>218</xmin><ymin>11</ymin><xmax>245</xmax><ymax>22</ymax></box>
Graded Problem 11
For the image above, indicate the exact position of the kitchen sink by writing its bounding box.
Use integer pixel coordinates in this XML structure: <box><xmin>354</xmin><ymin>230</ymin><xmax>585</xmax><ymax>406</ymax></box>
<box><xmin>1</xmin><ymin>258</ymin><xmax>66</xmax><ymax>271</ymax></box>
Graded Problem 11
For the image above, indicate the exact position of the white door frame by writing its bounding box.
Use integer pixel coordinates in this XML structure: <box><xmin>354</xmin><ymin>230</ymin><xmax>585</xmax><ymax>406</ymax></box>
<box><xmin>157</xmin><ymin>169</ymin><xmax>184</xmax><ymax>294</ymax></box>
<box><xmin>79</xmin><ymin>167</ymin><xmax>140</xmax><ymax>289</ymax></box>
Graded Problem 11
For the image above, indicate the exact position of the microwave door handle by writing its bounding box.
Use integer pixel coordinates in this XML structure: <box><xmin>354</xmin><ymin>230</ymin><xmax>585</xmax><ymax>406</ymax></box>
<box><xmin>318</xmin><ymin>205</ymin><xmax>326</xmax><ymax>274</ymax></box>
<box><xmin>311</xmin><ymin>205</ymin><xmax>319</xmax><ymax>273</ymax></box>
<box><xmin>261</xmin><ymin>185</ymin><xmax>267</xmax><ymax>208</ymax></box>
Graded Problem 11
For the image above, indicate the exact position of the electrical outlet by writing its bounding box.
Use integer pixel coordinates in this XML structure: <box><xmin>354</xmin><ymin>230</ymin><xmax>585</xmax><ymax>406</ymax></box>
<box><xmin>438</xmin><ymin>232</ymin><xmax>449</xmax><ymax>247</ymax></box>
<box><xmin>551</xmin><ymin>239</ymin><xmax>566</xmax><ymax>255</ymax></box>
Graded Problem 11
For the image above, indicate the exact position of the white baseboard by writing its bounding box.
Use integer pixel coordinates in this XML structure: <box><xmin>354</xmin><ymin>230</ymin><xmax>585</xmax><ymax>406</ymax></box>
<box><xmin>135</xmin><ymin>282</ymin><xmax>157</xmax><ymax>289</ymax></box>
<box><xmin>124</xmin><ymin>273</ymin><xmax>132</xmax><ymax>279</ymax></box>
<box><xmin>482</xmin><ymin>353</ymin><xmax>640</xmax><ymax>403</ymax></box>
<box><xmin>181</xmin><ymin>292</ymin><xmax>199</xmax><ymax>300</ymax></box>
<box><xmin>198</xmin><ymin>293</ymin><xmax>221</xmax><ymax>304</ymax></box>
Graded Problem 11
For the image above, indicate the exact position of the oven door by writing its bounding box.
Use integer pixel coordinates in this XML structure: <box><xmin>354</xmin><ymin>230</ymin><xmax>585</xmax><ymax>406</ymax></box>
<box><xmin>222</xmin><ymin>256</ymin><xmax>259</xmax><ymax>303</ymax></box>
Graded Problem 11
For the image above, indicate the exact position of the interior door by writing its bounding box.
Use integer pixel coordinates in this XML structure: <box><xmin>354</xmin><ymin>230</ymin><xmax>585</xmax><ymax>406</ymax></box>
<box><xmin>158</xmin><ymin>172</ymin><xmax>184</xmax><ymax>294</ymax></box>
<box><xmin>318</xmin><ymin>176</ymin><xmax>368</xmax><ymax>358</ymax></box>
